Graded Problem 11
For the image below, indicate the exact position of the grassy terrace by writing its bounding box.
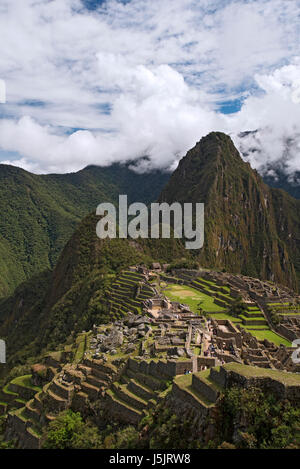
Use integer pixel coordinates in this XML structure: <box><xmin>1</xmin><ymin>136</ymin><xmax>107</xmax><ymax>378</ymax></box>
<box><xmin>244</xmin><ymin>329</ymin><xmax>291</xmax><ymax>346</ymax></box>
<box><xmin>106</xmin><ymin>388</ymin><xmax>142</xmax><ymax>415</ymax></box>
<box><xmin>162</xmin><ymin>280</ymin><xmax>292</xmax><ymax>347</ymax></box>
<box><xmin>162</xmin><ymin>284</ymin><xmax>225</xmax><ymax>312</ymax></box>
<box><xmin>74</xmin><ymin>333</ymin><xmax>88</xmax><ymax>363</ymax></box>
<box><xmin>193</xmin><ymin>278</ymin><xmax>231</xmax><ymax>296</ymax></box>
<box><xmin>10</xmin><ymin>375</ymin><xmax>41</xmax><ymax>392</ymax></box>
<box><xmin>280</xmin><ymin>312</ymin><xmax>300</xmax><ymax>316</ymax></box>
<box><xmin>243</xmin><ymin>325</ymin><xmax>270</xmax><ymax>330</ymax></box>
<box><xmin>239</xmin><ymin>315</ymin><xmax>266</xmax><ymax>322</ymax></box>
<box><xmin>11</xmin><ymin>406</ymin><xmax>29</xmax><ymax>422</ymax></box>
<box><xmin>0</xmin><ymin>375</ymin><xmax>42</xmax><ymax>417</ymax></box>
<box><xmin>2</xmin><ymin>383</ymin><xmax>18</xmax><ymax>397</ymax></box>
<box><xmin>268</xmin><ymin>302</ymin><xmax>292</xmax><ymax>307</ymax></box>
<box><xmin>209</xmin><ymin>312</ymin><xmax>242</xmax><ymax>323</ymax></box>
<box><xmin>223</xmin><ymin>362</ymin><xmax>300</xmax><ymax>385</ymax></box>
<box><xmin>196</xmin><ymin>368</ymin><xmax>223</xmax><ymax>392</ymax></box>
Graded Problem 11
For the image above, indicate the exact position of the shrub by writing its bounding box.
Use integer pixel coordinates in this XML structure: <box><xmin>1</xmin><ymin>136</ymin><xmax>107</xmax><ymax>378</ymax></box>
<box><xmin>42</xmin><ymin>410</ymin><xmax>102</xmax><ymax>449</ymax></box>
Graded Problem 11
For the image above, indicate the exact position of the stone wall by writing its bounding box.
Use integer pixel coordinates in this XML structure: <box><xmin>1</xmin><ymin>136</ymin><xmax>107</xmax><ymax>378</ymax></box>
<box><xmin>171</xmin><ymin>382</ymin><xmax>208</xmax><ymax>413</ymax></box>
<box><xmin>209</xmin><ymin>367</ymin><xmax>227</xmax><ymax>387</ymax></box>
<box><xmin>225</xmin><ymin>370</ymin><xmax>300</xmax><ymax>404</ymax></box>
<box><xmin>105</xmin><ymin>393</ymin><xmax>141</xmax><ymax>425</ymax></box>
<box><xmin>127</xmin><ymin>358</ymin><xmax>193</xmax><ymax>379</ymax></box>
<box><xmin>212</xmin><ymin>319</ymin><xmax>242</xmax><ymax>348</ymax></box>
<box><xmin>192</xmin><ymin>375</ymin><xmax>219</xmax><ymax>402</ymax></box>
<box><xmin>5</xmin><ymin>412</ymin><xmax>40</xmax><ymax>449</ymax></box>
<box><xmin>276</xmin><ymin>324</ymin><xmax>298</xmax><ymax>342</ymax></box>
<box><xmin>9</xmin><ymin>383</ymin><xmax>36</xmax><ymax>401</ymax></box>
<box><xmin>196</xmin><ymin>356</ymin><xmax>216</xmax><ymax>368</ymax></box>
<box><xmin>216</xmin><ymin>352</ymin><xmax>242</xmax><ymax>364</ymax></box>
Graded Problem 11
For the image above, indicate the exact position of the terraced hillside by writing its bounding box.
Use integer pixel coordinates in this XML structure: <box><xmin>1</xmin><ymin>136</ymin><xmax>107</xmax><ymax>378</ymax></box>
<box><xmin>105</xmin><ymin>270</ymin><xmax>156</xmax><ymax>319</ymax></box>
<box><xmin>106</xmin><ymin>359</ymin><xmax>169</xmax><ymax>426</ymax></box>
<box><xmin>0</xmin><ymin>375</ymin><xmax>41</xmax><ymax>417</ymax></box>
<box><xmin>267</xmin><ymin>301</ymin><xmax>300</xmax><ymax>319</ymax></box>
<box><xmin>172</xmin><ymin>367</ymin><xmax>223</xmax><ymax>412</ymax></box>
<box><xmin>171</xmin><ymin>362</ymin><xmax>300</xmax><ymax>412</ymax></box>
<box><xmin>161</xmin><ymin>271</ymin><xmax>290</xmax><ymax>346</ymax></box>
<box><xmin>0</xmin><ymin>373</ymin><xmax>43</xmax><ymax>447</ymax></box>
<box><xmin>0</xmin><ymin>329</ymin><xmax>93</xmax><ymax>446</ymax></box>
<box><xmin>1</xmin><ymin>304</ymin><xmax>299</xmax><ymax>449</ymax></box>
<box><xmin>1</xmin><ymin>265</ymin><xmax>299</xmax><ymax>449</ymax></box>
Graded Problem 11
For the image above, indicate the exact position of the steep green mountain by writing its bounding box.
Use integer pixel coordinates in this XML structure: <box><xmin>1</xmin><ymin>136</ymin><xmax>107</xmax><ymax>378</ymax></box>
<box><xmin>2</xmin><ymin>131</ymin><xmax>300</xmax><ymax>365</ymax></box>
<box><xmin>1</xmin><ymin>132</ymin><xmax>300</xmax><ymax>450</ymax></box>
<box><xmin>158</xmin><ymin>132</ymin><xmax>300</xmax><ymax>289</ymax></box>
<box><xmin>0</xmin><ymin>163</ymin><xmax>170</xmax><ymax>297</ymax></box>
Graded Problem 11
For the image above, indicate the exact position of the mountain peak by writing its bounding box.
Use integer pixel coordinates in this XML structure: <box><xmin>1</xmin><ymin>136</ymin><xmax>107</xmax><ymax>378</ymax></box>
<box><xmin>192</xmin><ymin>131</ymin><xmax>245</xmax><ymax>166</ymax></box>
<box><xmin>158</xmin><ymin>132</ymin><xmax>299</xmax><ymax>290</ymax></box>
<box><xmin>159</xmin><ymin>132</ymin><xmax>249</xmax><ymax>204</ymax></box>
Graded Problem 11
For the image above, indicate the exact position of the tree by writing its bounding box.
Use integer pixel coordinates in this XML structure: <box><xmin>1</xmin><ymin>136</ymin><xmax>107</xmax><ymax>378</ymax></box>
<box><xmin>216</xmin><ymin>386</ymin><xmax>300</xmax><ymax>449</ymax></box>
<box><xmin>229</xmin><ymin>297</ymin><xmax>247</xmax><ymax>318</ymax></box>
<box><xmin>42</xmin><ymin>410</ymin><xmax>102</xmax><ymax>449</ymax></box>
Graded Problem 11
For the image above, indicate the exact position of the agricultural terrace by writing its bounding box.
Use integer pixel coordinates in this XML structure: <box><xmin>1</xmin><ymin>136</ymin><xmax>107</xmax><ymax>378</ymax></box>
<box><xmin>162</xmin><ymin>282</ymin><xmax>291</xmax><ymax>347</ymax></box>
<box><xmin>161</xmin><ymin>284</ymin><xmax>225</xmax><ymax>313</ymax></box>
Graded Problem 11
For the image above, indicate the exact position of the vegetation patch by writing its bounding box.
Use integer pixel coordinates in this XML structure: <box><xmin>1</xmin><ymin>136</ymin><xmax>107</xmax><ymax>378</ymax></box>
<box><xmin>162</xmin><ymin>284</ymin><xmax>225</xmax><ymax>312</ymax></box>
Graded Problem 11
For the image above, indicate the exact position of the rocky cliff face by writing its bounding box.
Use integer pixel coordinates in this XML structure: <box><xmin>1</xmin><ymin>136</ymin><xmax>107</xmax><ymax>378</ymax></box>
<box><xmin>158</xmin><ymin>132</ymin><xmax>300</xmax><ymax>289</ymax></box>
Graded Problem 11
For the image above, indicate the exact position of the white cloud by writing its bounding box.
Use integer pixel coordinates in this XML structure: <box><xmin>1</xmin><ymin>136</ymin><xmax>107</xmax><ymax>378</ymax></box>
<box><xmin>230</xmin><ymin>58</ymin><xmax>300</xmax><ymax>174</ymax></box>
<box><xmin>0</xmin><ymin>0</ymin><xmax>299</xmax><ymax>173</ymax></box>
<box><xmin>0</xmin><ymin>63</ymin><xmax>222</xmax><ymax>173</ymax></box>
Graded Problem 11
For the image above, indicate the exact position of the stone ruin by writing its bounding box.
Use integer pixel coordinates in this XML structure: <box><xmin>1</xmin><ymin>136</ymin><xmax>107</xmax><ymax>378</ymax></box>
<box><xmin>2</xmin><ymin>266</ymin><xmax>300</xmax><ymax>448</ymax></box>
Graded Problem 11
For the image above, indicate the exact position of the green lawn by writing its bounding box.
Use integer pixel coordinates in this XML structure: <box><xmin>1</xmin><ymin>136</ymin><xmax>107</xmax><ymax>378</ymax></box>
<box><xmin>245</xmin><ymin>329</ymin><xmax>291</xmax><ymax>347</ymax></box>
<box><xmin>162</xmin><ymin>284</ymin><xmax>292</xmax><ymax>347</ymax></box>
<box><xmin>162</xmin><ymin>284</ymin><xmax>226</xmax><ymax>313</ymax></box>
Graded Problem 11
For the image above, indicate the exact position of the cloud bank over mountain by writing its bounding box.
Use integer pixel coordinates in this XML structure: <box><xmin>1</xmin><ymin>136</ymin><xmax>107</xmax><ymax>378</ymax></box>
<box><xmin>0</xmin><ymin>0</ymin><xmax>299</xmax><ymax>173</ymax></box>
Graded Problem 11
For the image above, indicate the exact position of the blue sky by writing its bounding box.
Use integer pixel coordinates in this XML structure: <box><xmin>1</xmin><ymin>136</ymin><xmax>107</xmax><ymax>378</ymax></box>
<box><xmin>0</xmin><ymin>0</ymin><xmax>299</xmax><ymax>174</ymax></box>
